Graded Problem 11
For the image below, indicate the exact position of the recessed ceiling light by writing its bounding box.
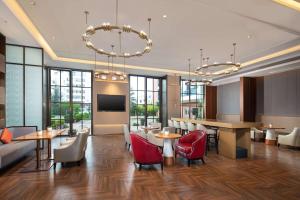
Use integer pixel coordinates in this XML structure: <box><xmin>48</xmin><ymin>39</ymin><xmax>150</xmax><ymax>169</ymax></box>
<box><xmin>273</xmin><ymin>0</ymin><xmax>300</xmax><ymax>12</ymax></box>
<box><xmin>247</xmin><ymin>35</ymin><xmax>252</xmax><ymax>39</ymax></box>
<box><xmin>29</xmin><ymin>0</ymin><xmax>36</xmax><ymax>6</ymax></box>
<box><xmin>162</xmin><ymin>14</ymin><xmax>167</xmax><ymax>18</ymax></box>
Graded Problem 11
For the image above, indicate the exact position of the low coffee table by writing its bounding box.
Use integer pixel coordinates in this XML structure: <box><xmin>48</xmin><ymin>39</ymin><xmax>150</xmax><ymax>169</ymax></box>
<box><xmin>155</xmin><ymin>133</ymin><xmax>181</xmax><ymax>166</ymax></box>
<box><xmin>13</xmin><ymin>129</ymin><xmax>65</xmax><ymax>172</ymax></box>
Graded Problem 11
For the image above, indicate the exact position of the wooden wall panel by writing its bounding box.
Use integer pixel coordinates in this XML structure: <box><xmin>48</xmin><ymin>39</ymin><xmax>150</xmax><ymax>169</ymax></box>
<box><xmin>240</xmin><ymin>77</ymin><xmax>256</xmax><ymax>122</ymax></box>
<box><xmin>205</xmin><ymin>85</ymin><xmax>217</xmax><ymax>119</ymax></box>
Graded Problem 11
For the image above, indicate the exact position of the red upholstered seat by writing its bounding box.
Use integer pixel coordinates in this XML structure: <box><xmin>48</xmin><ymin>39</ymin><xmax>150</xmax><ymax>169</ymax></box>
<box><xmin>175</xmin><ymin>130</ymin><xmax>206</xmax><ymax>166</ymax></box>
<box><xmin>130</xmin><ymin>133</ymin><xmax>163</xmax><ymax>171</ymax></box>
<box><xmin>175</xmin><ymin>143</ymin><xmax>192</xmax><ymax>154</ymax></box>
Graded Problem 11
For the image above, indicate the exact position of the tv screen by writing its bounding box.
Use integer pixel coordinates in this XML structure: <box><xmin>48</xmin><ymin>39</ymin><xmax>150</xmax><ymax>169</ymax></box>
<box><xmin>97</xmin><ymin>94</ymin><xmax>126</xmax><ymax>112</ymax></box>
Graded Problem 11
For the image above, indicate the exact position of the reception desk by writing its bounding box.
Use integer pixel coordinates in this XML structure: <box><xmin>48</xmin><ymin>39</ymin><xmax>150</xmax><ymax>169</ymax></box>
<box><xmin>172</xmin><ymin>118</ymin><xmax>261</xmax><ymax>159</ymax></box>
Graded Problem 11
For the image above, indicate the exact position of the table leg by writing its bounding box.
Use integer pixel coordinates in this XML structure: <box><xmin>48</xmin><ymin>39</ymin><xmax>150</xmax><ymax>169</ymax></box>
<box><xmin>265</xmin><ymin>129</ymin><xmax>277</xmax><ymax>145</ymax></box>
<box><xmin>163</xmin><ymin>139</ymin><xmax>174</xmax><ymax>166</ymax></box>
<box><xmin>36</xmin><ymin>140</ymin><xmax>41</xmax><ymax>169</ymax></box>
<box><xmin>48</xmin><ymin>139</ymin><xmax>51</xmax><ymax>159</ymax></box>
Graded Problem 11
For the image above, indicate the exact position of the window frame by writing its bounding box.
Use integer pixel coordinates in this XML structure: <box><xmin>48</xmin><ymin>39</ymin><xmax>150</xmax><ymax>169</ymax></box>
<box><xmin>180</xmin><ymin>79</ymin><xmax>205</xmax><ymax>119</ymax></box>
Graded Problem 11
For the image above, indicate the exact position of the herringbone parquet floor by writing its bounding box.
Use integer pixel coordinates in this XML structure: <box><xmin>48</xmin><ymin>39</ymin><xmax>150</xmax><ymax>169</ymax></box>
<box><xmin>0</xmin><ymin>135</ymin><xmax>300</xmax><ymax>200</ymax></box>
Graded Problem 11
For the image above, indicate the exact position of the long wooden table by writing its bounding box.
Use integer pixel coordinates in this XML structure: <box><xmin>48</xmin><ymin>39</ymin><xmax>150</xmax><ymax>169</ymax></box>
<box><xmin>13</xmin><ymin>129</ymin><xmax>65</xmax><ymax>171</ymax></box>
<box><xmin>172</xmin><ymin>118</ymin><xmax>261</xmax><ymax>159</ymax></box>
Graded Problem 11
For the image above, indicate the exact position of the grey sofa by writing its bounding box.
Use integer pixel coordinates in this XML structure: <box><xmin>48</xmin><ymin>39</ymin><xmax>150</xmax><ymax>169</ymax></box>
<box><xmin>0</xmin><ymin>126</ymin><xmax>36</xmax><ymax>169</ymax></box>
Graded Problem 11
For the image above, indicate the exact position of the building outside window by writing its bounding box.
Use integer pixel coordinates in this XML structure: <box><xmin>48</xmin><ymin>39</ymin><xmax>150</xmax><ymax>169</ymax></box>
<box><xmin>180</xmin><ymin>80</ymin><xmax>205</xmax><ymax>119</ymax></box>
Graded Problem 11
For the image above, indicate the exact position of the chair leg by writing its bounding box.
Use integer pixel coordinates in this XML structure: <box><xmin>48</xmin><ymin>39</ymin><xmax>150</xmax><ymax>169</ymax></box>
<box><xmin>125</xmin><ymin>142</ymin><xmax>127</xmax><ymax>148</ymax></box>
<box><xmin>139</xmin><ymin>164</ymin><xmax>142</xmax><ymax>171</ymax></box>
<box><xmin>53</xmin><ymin>162</ymin><xmax>56</xmax><ymax>169</ymax></box>
<box><xmin>188</xmin><ymin>159</ymin><xmax>191</xmax><ymax>167</ymax></box>
<box><xmin>160</xmin><ymin>162</ymin><xmax>163</xmax><ymax>171</ymax></box>
<box><xmin>128</xmin><ymin>144</ymin><xmax>131</xmax><ymax>151</ymax></box>
<box><xmin>201</xmin><ymin>158</ymin><xmax>205</xmax><ymax>164</ymax></box>
<box><xmin>215</xmin><ymin>134</ymin><xmax>219</xmax><ymax>154</ymax></box>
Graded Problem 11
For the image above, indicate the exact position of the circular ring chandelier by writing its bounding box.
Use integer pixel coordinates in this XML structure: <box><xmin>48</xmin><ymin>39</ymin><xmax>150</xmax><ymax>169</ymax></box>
<box><xmin>82</xmin><ymin>0</ymin><xmax>152</xmax><ymax>58</ymax></box>
<box><xmin>195</xmin><ymin>43</ymin><xmax>241</xmax><ymax>77</ymax></box>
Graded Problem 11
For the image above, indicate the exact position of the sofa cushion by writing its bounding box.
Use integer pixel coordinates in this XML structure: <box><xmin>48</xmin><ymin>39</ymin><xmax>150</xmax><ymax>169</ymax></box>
<box><xmin>0</xmin><ymin>128</ymin><xmax>13</xmax><ymax>144</ymax></box>
<box><xmin>0</xmin><ymin>140</ymin><xmax>35</xmax><ymax>168</ymax></box>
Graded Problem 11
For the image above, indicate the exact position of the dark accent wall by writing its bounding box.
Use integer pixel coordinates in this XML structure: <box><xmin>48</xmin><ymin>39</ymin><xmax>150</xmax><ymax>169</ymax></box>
<box><xmin>205</xmin><ymin>85</ymin><xmax>217</xmax><ymax>119</ymax></box>
<box><xmin>0</xmin><ymin>33</ymin><xmax>5</xmax><ymax>128</ymax></box>
<box><xmin>256</xmin><ymin>69</ymin><xmax>300</xmax><ymax>117</ymax></box>
<box><xmin>240</xmin><ymin>77</ymin><xmax>256</xmax><ymax>122</ymax></box>
<box><xmin>217</xmin><ymin>81</ymin><xmax>240</xmax><ymax>115</ymax></box>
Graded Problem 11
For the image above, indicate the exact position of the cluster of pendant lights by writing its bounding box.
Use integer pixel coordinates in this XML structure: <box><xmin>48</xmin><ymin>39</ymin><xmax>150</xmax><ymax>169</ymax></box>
<box><xmin>187</xmin><ymin>43</ymin><xmax>241</xmax><ymax>85</ymax></box>
<box><xmin>82</xmin><ymin>0</ymin><xmax>152</xmax><ymax>82</ymax></box>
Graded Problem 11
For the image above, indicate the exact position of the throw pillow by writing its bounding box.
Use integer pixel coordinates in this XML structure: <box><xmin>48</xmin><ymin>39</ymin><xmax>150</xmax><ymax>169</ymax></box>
<box><xmin>0</xmin><ymin>128</ymin><xmax>13</xmax><ymax>144</ymax></box>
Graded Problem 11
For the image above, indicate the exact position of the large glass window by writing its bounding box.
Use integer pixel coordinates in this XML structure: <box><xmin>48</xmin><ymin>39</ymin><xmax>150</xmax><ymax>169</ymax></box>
<box><xmin>49</xmin><ymin>69</ymin><xmax>92</xmax><ymax>133</ymax></box>
<box><xmin>5</xmin><ymin>44</ymin><xmax>43</xmax><ymax>130</ymax></box>
<box><xmin>180</xmin><ymin>80</ymin><xmax>205</xmax><ymax>119</ymax></box>
<box><xmin>130</xmin><ymin>75</ymin><xmax>161</xmax><ymax>131</ymax></box>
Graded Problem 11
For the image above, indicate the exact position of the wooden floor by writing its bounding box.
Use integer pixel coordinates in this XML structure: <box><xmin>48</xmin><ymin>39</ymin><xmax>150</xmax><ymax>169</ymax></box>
<box><xmin>0</xmin><ymin>135</ymin><xmax>300</xmax><ymax>200</ymax></box>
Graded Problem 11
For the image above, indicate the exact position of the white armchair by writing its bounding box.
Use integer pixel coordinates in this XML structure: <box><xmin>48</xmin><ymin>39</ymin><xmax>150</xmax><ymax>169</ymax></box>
<box><xmin>162</xmin><ymin>127</ymin><xmax>176</xmax><ymax>133</ymax></box>
<box><xmin>136</xmin><ymin>129</ymin><xmax>147</xmax><ymax>139</ymax></box>
<box><xmin>149</xmin><ymin>122</ymin><xmax>161</xmax><ymax>130</ymax></box>
<box><xmin>123</xmin><ymin>124</ymin><xmax>131</xmax><ymax>150</ymax></box>
<box><xmin>147</xmin><ymin>130</ymin><xmax>164</xmax><ymax>148</ymax></box>
<box><xmin>250</xmin><ymin>127</ymin><xmax>264</xmax><ymax>141</ymax></box>
<box><xmin>278</xmin><ymin>127</ymin><xmax>300</xmax><ymax>147</ymax></box>
<box><xmin>53</xmin><ymin>129</ymin><xmax>89</xmax><ymax>168</ymax></box>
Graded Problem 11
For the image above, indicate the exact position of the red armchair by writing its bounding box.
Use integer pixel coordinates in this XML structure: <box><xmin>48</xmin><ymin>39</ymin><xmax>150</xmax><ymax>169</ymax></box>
<box><xmin>130</xmin><ymin>134</ymin><xmax>163</xmax><ymax>171</ymax></box>
<box><xmin>175</xmin><ymin>130</ymin><xmax>206</xmax><ymax>166</ymax></box>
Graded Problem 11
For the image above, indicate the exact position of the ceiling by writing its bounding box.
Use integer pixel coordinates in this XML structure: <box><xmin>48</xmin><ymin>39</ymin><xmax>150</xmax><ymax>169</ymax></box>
<box><xmin>1</xmin><ymin>0</ymin><xmax>300</xmax><ymax>80</ymax></box>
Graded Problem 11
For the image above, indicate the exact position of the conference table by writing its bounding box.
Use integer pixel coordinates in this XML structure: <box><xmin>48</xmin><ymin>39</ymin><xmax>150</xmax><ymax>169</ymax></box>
<box><xmin>172</xmin><ymin>118</ymin><xmax>261</xmax><ymax>159</ymax></box>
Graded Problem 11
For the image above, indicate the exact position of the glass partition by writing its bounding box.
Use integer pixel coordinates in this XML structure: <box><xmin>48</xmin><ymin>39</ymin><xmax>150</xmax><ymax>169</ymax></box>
<box><xmin>5</xmin><ymin>44</ymin><xmax>44</xmax><ymax>130</ymax></box>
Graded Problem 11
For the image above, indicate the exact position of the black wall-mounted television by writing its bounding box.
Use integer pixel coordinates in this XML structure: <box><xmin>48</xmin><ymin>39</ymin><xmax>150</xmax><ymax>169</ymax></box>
<box><xmin>97</xmin><ymin>94</ymin><xmax>126</xmax><ymax>112</ymax></box>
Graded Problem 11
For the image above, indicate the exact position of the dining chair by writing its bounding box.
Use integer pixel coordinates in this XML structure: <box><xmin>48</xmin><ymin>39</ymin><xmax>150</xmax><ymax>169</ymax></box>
<box><xmin>196</xmin><ymin>124</ymin><xmax>218</xmax><ymax>154</ymax></box>
<box><xmin>168</xmin><ymin>120</ymin><xmax>174</xmax><ymax>127</ymax></box>
<box><xmin>173</xmin><ymin>120</ymin><xmax>181</xmax><ymax>134</ymax></box>
<box><xmin>123</xmin><ymin>124</ymin><xmax>131</xmax><ymax>150</ymax></box>
<box><xmin>187</xmin><ymin>122</ymin><xmax>196</xmax><ymax>132</ymax></box>
<box><xmin>180</xmin><ymin>121</ymin><xmax>188</xmax><ymax>135</ymax></box>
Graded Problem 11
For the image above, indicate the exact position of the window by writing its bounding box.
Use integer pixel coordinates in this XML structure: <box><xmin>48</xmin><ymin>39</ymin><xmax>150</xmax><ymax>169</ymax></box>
<box><xmin>130</xmin><ymin>75</ymin><xmax>161</xmax><ymax>131</ymax></box>
<box><xmin>5</xmin><ymin>44</ymin><xmax>43</xmax><ymax>130</ymax></box>
<box><xmin>49</xmin><ymin>69</ymin><xmax>92</xmax><ymax>133</ymax></box>
<box><xmin>180</xmin><ymin>80</ymin><xmax>205</xmax><ymax>119</ymax></box>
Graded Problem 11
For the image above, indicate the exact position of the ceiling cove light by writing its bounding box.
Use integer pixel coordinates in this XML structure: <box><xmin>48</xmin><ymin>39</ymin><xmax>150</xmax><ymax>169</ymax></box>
<box><xmin>195</xmin><ymin>43</ymin><xmax>241</xmax><ymax>78</ymax></box>
<box><xmin>4</xmin><ymin>0</ymin><xmax>300</xmax><ymax>75</ymax></box>
<box><xmin>82</xmin><ymin>0</ymin><xmax>153</xmax><ymax>58</ymax></box>
<box><xmin>273</xmin><ymin>0</ymin><xmax>300</xmax><ymax>12</ymax></box>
